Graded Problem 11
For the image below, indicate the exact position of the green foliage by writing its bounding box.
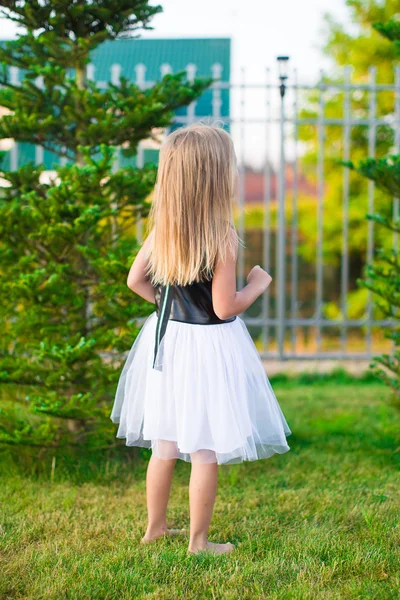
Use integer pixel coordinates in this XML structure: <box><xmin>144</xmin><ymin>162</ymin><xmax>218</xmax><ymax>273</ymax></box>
<box><xmin>269</xmin><ymin>366</ymin><xmax>381</xmax><ymax>387</ymax></box>
<box><xmin>373</xmin><ymin>19</ymin><xmax>400</xmax><ymax>53</ymax></box>
<box><xmin>0</xmin><ymin>1</ymin><xmax>211</xmax><ymax>449</ymax></box>
<box><xmin>0</xmin><ymin>70</ymin><xmax>212</xmax><ymax>159</ymax></box>
<box><xmin>298</xmin><ymin>0</ymin><xmax>400</xmax><ymax>318</ymax></box>
<box><xmin>0</xmin><ymin>1</ymin><xmax>162</xmax><ymax>58</ymax></box>
<box><xmin>346</xmin><ymin>154</ymin><xmax>400</xmax><ymax>199</ymax></box>
<box><xmin>323</xmin><ymin>0</ymin><xmax>399</xmax><ymax>76</ymax></box>
<box><xmin>346</xmin><ymin>8</ymin><xmax>400</xmax><ymax>404</ymax></box>
<box><xmin>348</xmin><ymin>154</ymin><xmax>400</xmax><ymax>401</ymax></box>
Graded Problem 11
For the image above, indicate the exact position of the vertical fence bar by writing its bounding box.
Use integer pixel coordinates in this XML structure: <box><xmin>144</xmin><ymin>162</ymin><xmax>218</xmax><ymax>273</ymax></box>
<box><xmin>211</xmin><ymin>63</ymin><xmax>223</xmax><ymax>119</ymax></box>
<box><xmin>392</xmin><ymin>66</ymin><xmax>400</xmax><ymax>352</ymax></box>
<box><xmin>59</xmin><ymin>150</ymin><xmax>67</xmax><ymax>166</ymax></box>
<box><xmin>237</xmin><ymin>67</ymin><xmax>246</xmax><ymax>292</ymax></box>
<box><xmin>315</xmin><ymin>70</ymin><xmax>325</xmax><ymax>353</ymax></box>
<box><xmin>112</xmin><ymin>147</ymin><xmax>121</xmax><ymax>172</ymax></box>
<box><xmin>135</xmin><ymin>63</ymin><xmax>147</xmax><ymax>243</ymax></box>
<box><xmin>366</xmin><ymin>66</ymin><xmax>376</xmax><ymax>355</ymax></box>
<box><xmin>9</xmin><ymin>66</ymin><xmax>19</xmax><ymax>85</ymax></box>
<box><xmin>35</xmin><ymin>145</ymin><xmax>44</xmax><ymax>166</ymax></box>
<box><xmin>161</xmin><ymin>64</ymin><xmax>172</xmax><ymax>139</ymax></box>
<box><xmin>136</xmin><ymin>142</ymin><xmax>144</xmax><ymax>244</ymax></box>
<box><xmin>111</xmin><ymin>59</ymin><xmax>121</xmax><ymax>174</ymax></box>
<box><xmin>35</xmin><ymin>79</ymin><xmax>45</xmax><ymax>165</ymax></box>
<box><xmin>10</xmin><ymin>142</ymin><xmax>18</xmax><ymax>171</ymax></box>
<box><xmin>186</xmin><ymin>63</ymin><xmax>197</xmax><ymax>126</ymax></box>
<box><xmin>160</xmin><ymin>63</ymin><xmax>172</xmax><ymax>77</ymax></box>
<box><xmin>110</xmin><ymin>66</ymin><xmax>122</xmax><ymax>243</ymax></box>
<box><xmin>291</xmin><ymin>68</ymin><xmax>299</xmax><ymax>354</ymax></box>
<box><xmin>393</xmin><ymin>66</ymin><xmax>400</xmax><ymax>250</ymax></box>
<box><xmin>341</xmin><ymin>66</ymin><xmax>352</xmax><ymax>353</ymax></box>
<box><xmin>86</xmin><ymin>63</ymin><xmax>95</xmax><ymax>81</ymax></box>
<box><xmin>59</xmin><ymin>64</ymin><xmax>67</xmax><ymax>167</ymax></box>
<box><xmin>9</xmin><ymin>67</ymin><xmax>19</xmax><ymax>171</ymax></box>
<box><xmin>35</xmin><ymin>75</ymin><xmax>44</xmax><ymax>166</ymax></box>
<box><xmin>262</xmin><ymin>68</ymin><xmax>272</xmax><ymax>352</ymax></box>
<box><xmin>111</xmin><ymin>63</ymin><xmax>122</xmax><ymax>85</ymax></box>
<box><xmin>276</xmin><ymin>76</ymin><xmax>287</xmax><ymax>359</ymax></box>
<box><xmin>111</xmin><ymin>63</ymin><xmax>122</xmax><ymax>173</ymax></box>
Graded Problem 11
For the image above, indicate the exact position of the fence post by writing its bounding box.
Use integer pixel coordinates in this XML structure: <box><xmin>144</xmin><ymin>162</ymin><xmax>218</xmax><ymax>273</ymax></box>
<box><xmin>9</xmin><ymin>67</ymin><xmax>19</xmax><ymax>171</ymax></box>
<box><xmin>394</xmin><ymin>66</ymin><xmax>400</xmax><ymax>250</ymax></box>
<box><xmin>276</xmin><ymin>57</ymin><xmax>289</xmax><ymax>359</ymax></box>
<box><xmin>135</xmin><ymin>63</ymin><xmax>147</xmax><ymax>244</ymax></box>
<box><xmin>111</xmin><ymin>63</ymin><xmax>122</xmax><ymax>86</ymax></box>
<box><xmin>211</xmin><ymin>63</ymin><xmax>223</xmax><ymax>119</ymax></box>
<box><xmin>366</xmin><ymin>66</ymin><xmax>377</xmax><ymax>354</ymax></box>
<box><xmin>86</xmin><ymin>63</ymin><xmax>95</xmax><ymax>81</ymax></box>
<box><xmin>316</xmin><ymin>70</ymin><xmax>325</xmax><ymax>353</ymax></box>
<box><xmin>262</xmin><ymin>67</ymin><xmax>272</xmax><ymax>353</ymax></box>
<box><xmin>341</xmin><ymin>65</ymin><xmax>352</xmax><ymax>353</ymax></box>
<box><xmin>186</xmin><ymin>63</ymin><xmax>197</xmax><ymax>125</ymax></box>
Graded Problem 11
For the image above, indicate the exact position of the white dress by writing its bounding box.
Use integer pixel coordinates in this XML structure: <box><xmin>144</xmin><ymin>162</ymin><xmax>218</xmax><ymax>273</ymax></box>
<box><xmin>110</xmin><ymin>280</ymin><xmax>291</xmax><ymax>465</ymax></box>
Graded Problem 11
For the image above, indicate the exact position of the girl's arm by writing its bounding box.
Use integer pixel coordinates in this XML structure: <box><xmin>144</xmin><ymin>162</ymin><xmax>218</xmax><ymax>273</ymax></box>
<box><xmin>127</xmin><ymin>235</ymin><xmax>155</xmax><ymax>304</ymax></box>
<box><xmin>212</xmin><ymin>233</ymin><xmax>272</xmax><ymax>320</ymax></box>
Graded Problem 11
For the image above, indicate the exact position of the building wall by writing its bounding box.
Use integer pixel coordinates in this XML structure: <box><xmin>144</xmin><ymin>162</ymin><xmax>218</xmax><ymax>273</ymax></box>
<box><xmin>0</xmin><ymin>38</ymin><xmax>231</xmax><ymax>172</ymax></box>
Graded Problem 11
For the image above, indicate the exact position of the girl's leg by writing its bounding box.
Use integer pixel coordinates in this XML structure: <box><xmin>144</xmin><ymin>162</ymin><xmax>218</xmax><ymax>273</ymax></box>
<box><xmin>141</xmin><ymin>442</ymin><xmax>184</xmax><ymax>543</ymax></box>
<box><xmin>188</xmin><ymin>450</ymin><xmax>234</xmax><ymax>555</ymax></box>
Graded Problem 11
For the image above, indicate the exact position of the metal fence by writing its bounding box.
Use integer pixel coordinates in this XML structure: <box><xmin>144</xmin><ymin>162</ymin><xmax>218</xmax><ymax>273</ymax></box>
<box><xmin>3</xmin><ymin>61</ymin><xmax>399</xmax><ymax>360</ymax></box>
<box><xmin>172</xmin><ymin>64</ymin><xmax>400</xmax><ymax>360</ymax></box>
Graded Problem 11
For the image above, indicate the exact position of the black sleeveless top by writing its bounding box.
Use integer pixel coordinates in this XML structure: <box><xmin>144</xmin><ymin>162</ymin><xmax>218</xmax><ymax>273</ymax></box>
<box><xmin>152</xmin><ymin>278</ymin><xmax>236</xmax><ymax>369</ymax></box>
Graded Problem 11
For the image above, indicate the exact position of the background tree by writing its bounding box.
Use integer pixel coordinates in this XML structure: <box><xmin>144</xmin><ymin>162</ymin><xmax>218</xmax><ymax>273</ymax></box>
<box><xmin>0</xmin><ymin>1</ymin><xmax>211</xmax><ymax>449</ymax></box>
<box><xmin>347</xmin><ymin>19</ymin><xmax>400</xmax><ymax>402</ymax></box>
<box><xmin>297</xmin><ymin>0</ymin><xmax>399</xmax><ymax>321</ymax></box>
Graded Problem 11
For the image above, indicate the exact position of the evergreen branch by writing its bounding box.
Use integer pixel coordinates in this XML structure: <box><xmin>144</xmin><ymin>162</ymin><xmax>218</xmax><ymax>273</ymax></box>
<box><xmin>0</xmin><ymin>2</ymin><xmax>163</xmax><ymax>50</ymax></box>
<box><xmin>0</xmin><ymin>78</ymin><xmax>25</xmax><ymax>95</ymax></box>
<box><xmin>373</xmin><ymin>20</ymin><xmax>400</xmax><ymax>45</ymax></box>
<box><xmin>345</xmin><ymin>155</ymin><xmax>400</xmax><ymax>199</ymax></box>
<box><xmin>0</xmin><ymin>0</ymin><xmax>215</xmax><ymax>451</ymax></box>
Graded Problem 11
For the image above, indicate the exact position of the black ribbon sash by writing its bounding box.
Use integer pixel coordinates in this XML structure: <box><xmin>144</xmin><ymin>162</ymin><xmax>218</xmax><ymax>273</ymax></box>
<box><xmin>153</xmin><ymin>284</ymin><xmax>174</xmax><ymax>370</ymax></box>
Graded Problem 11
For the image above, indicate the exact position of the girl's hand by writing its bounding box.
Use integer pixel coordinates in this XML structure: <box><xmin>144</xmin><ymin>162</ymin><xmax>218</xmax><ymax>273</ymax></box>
<box><xmin>246</xmin><ymin>265</ymin><xmax>272</xmax><ymax>293</ymax></box>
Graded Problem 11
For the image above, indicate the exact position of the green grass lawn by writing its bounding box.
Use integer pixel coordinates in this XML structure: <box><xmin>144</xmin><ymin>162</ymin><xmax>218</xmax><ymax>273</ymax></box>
<box><xmin>1</xmin><ymin>380</ymin><xmax>399</xmax><ymax>600</ymax></box>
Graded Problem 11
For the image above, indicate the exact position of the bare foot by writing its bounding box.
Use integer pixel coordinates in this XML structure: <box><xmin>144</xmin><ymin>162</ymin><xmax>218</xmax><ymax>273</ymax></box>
<box><xmin>141</xmin><ymin>528</ymin><xmax>187</xmax><ymax>544</ymax></box>
<box><xmin>188</xmin><ymin>541</ymin><xmax>235</xmax><ymax>555</ymax></box>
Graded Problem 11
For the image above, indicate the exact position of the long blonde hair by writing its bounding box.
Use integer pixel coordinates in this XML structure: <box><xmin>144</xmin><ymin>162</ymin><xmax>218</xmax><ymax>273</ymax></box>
<box><xmin>146</xmin><ymin>123</ymin><xmax>239</xmax><ymax>286</ymax></box>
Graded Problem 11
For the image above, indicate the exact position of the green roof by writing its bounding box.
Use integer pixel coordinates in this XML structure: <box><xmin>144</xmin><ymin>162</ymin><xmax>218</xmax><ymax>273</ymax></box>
<box><xmin>0</xmin><ymin>38</ymin><xmax>231</xmax><ymax>171</ymax></box>
<box><xmin>91</xmin><ymin>38</ymin><xmax>230</xmax><ymax>82</ymax></box>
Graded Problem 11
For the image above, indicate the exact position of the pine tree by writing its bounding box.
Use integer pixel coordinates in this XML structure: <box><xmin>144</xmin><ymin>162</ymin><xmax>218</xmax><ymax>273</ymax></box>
<box><xmin>347</xmin><ymin>20</ymin><xmax>400</xmax><ymax>402</ymax></box>
<box><xmin>0</xmin><ymin>1</ymin><xmax>212</xmax><ymax>448</ymax></box>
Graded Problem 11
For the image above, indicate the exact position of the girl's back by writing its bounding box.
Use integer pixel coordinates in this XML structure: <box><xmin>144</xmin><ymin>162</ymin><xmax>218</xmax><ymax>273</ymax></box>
<box><xmin>154</xmin><ymin>278</ymin><xmax>234</xmax><ymax>325</ymax></box>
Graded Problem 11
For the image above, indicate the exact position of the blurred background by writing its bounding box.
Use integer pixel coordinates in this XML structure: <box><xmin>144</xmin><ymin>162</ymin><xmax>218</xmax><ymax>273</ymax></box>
<box><xmin>1</xmin><ymin>2</ymin><xmax>399</xmax><ymax>599</ymax></box>
<box><xmin>1</xmin><ymin>0</ymin><xmax>398</xmax><ymax>362</ymax></box>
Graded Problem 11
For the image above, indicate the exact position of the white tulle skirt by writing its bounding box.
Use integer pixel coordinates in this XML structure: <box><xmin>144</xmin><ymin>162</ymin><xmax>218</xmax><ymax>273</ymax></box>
<box><xmin>110</xmin><ymin>312</ymin><xmax>291</xmax><ymax>465</ymax></box>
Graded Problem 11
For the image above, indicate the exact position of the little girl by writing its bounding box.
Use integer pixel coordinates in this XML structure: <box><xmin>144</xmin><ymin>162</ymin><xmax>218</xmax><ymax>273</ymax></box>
<box><xmin>110</xmin><ymin>123</ymin><xmax>291</xmax><ymax>556</ymax></box>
